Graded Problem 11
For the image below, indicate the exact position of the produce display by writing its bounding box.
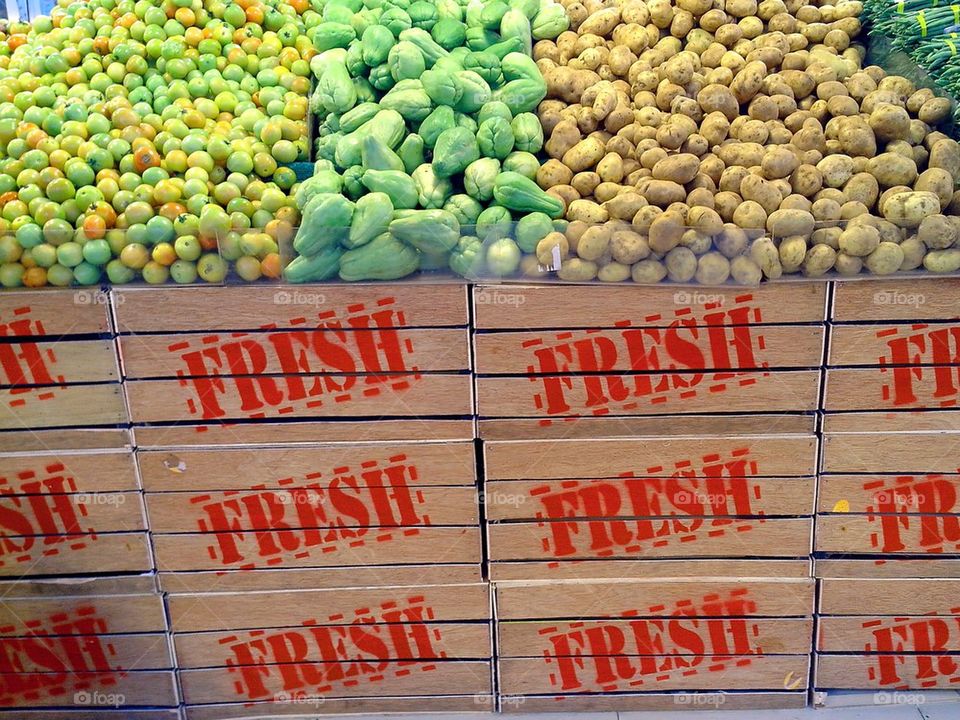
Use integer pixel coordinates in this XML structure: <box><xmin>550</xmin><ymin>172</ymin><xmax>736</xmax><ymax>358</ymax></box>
<box><xmin>0</xmin><ymin>0</ymin><xmax>315</xmax><ymax>286</ymax></box>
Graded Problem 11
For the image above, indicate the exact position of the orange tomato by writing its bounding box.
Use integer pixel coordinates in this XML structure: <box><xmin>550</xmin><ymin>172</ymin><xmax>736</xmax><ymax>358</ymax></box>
<box><xmin>246</xmin><ymin>5</ymin><xmax>264</xmax><ymax>24</ymax></box>
<box><xmin>23</xmin><ymin>267</ymin><xmax>47</xmax><ymax>287</ymax></box>
<box><xmin>158</xmin><ymin>202</ymin><xmax>186</xmax><ymax>220</ymax></box>
<box><xmin>82</xmin><ymin>214</ymin><xmax>107</xmax><ymax>240</ymax></box>
<box><xmin>260</xmin><ymin>252</ymin><xmax>281</xmax><ymax>279</ymax></box>
<box><xmin>198</xmin><ymin>234</ymin><xmax>219</xmax><ymax>251</ymax></box>
<box><xmin>92</xmin><ymin>201</ymin><xmax>117</xmax><ymax>227</ymax></box>
<box><xmin>133</xmin><ymin>146</ymin><xmax>160</xmax><ymax>173</ymax></box>
<box><xmin>8</xmin><ymin>35</ymin><xmax>27</xmax><ymax>51</ymax></box>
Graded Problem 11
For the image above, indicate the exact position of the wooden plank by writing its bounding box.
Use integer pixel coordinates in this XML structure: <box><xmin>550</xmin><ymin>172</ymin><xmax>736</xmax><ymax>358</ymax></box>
<box><xmin>823</xmin><ymin>433</ymin><xmax>960</xmax><ymax>473</ymax></box>
<box><xmin>146</xmin><ymin>486</ymin><xmax>478</xmax><ymax>533</ymax></box>
<box><xmin>815</xmin><ymin>653</ymin><xmax>960</xmax><ymax>689</ymax></box>
<box><xmin>495</xmin><ymin>579</ymin><xmax>814</xmax><ymax>619</ymax></box>
<box><xmin>0</xmin><ymin>491</ymin><xmax>143</xmax><ymax>533</ymax></box>
<box><xmin>825</xmin><ymin>367</ymin><xmax>960</xmax><ymax>411</ymax></box>
<box><xmin>0</xmin><ymin>670</ymin><xmax>178</xmax><ymax>708</ymax></box>
<box><xmin>479</xmin><ymin>414</ymin><xmax>816</xmax><ymax>440</ymax></box>
<box><xmin>824</xmin><ymin>411</ymin><xmax>960</xmax><ymax>433</ymax></box>
<box><xmin>160</xmin><ymin>565</ymin><xmax>482</xmax><ymax>593</ymax></box>
<box><xmin>126</xmin><ymin>373</ymin><xmax>471</xmax><ymax>423</ymax></box>
<box><xmin>818</xmin><ymin>474</ymin><xmax>960</xmax><ymax>513</ymax></box>
<box><xmin>830</xmin><ymin>323</ymin><xmax>960</xmax><ymax>367</ymax></box>
<box><xmin>138</xmin><ymin>442</ymin><xmax>476</xmax><ymax>491</ymax></box>
<box><xmin>477</xmin><ymin>370</ymin><xmax>820</xmax><ymax>418</ymax></box>
<box><xmin>0</xmin><ymin>532</ymin><xmax>152</xmax><ymax>577</ymax></box>
<box><xmin>473</xmin><ymin>283</ymin><xmax>827</xmax><ymax>329</ymax></box>
<box><xmin>154</xmin><ymin>526</ymin><xmax>481</xmax><ymax>572</ymax></box>
<box><xmin>485</xmin><ymin>477</ymin><xmax>815</xmax><ymax>520</ymax></box>
<box><xmin>120</xmin><ymin>328</ymin><xmax>469</xmax><ymax>379</ymax></box>
<box><xmin>816</xmin><ymin>514</ymin><xmax>960</xmax><ymax>555</ymax></box>
<box><xmin>818</xmin><ymin>616</ymin><xmax>960</xmax><ymax>652</ymax></box>
<box><xmin>0</xmin><ymin>575</ymin><xmax>156</xmax><ymax>598</ymax></box>
<box><xmin>0</xmin><ymin>634</ymin><xmax>171</xmax><ymax>671</ymax></box>
<box><xmin>499</xmin><ymin>691</ymin><xmax>806</xmax><ymax>712</ymax></box>
<box><xmin>0</xmin><ymin>340</ymin><xmax>117</xmax><ymax>387</ymax></box>
<box><xmin>475</xmin><ymin>325</ymin><xmax>823</xmax><ymax>374</ymax></box>
<box><xmin>832</xmin><ymin>279</ymin><xmax>960</xmax><ymax>322</ymax></box>
<box><xmin>0</xmin><ymin>291</ymin><xmax>111</xmax><ymax>337</ymax></box>
<box><xmin>819</xmin><ymin>578</ymin><xmax>960</xmax><ymax>615</ymax></box>
<box><xmin>0</xmin><ymin>429</ymin><xmax>130</xmax><ymax>454</ymax></box>
<box><xmin>175</xmin><ymin>622</ymin><xmax>491</xmax><ymax>668</ymax></box>
<box><xmin>180</xmin><ymin>660</ymin><xmax>491</xmax><ymax>704</ymax></box>
<box><xmin>0</xmin><ymin>385</ymin><xmax>127</xmax><ymax>430</ymax></box>
<box><xmin>485</xmin><ymin>436</ymin><xmax>817</xmax><ymax>481</ymax></box>
<box><xmin>0</xmin><ymin>453</ymin><xmax>137</xmax><ymax>494</ymax></box>
<box><xmin>113</xmin><ymin>285</ymin><xmax>468</xmax><ymax>332</ymax></box>
<box><xmin>815</xmin><ymin>558</ymin><xmax>960</xmax><ymax>579</ymax></box>
<box><xmin>0</xmin><ymin>595</ymin><xmax>166</xmax><ymax>635</ymax></box>
<box><xmin>167</xmin><ymin>583</ymin><xmax>489</xmax><ymax>632</ymax></box>
<box><xmin>133</xmin><ymin>419</ymin><xmax>473</xmax><ymax>447</ymax></box>
<box><xmin>490</xmin><ymin>559</ymin><xmax>811</xmax><ymax>581</ymax></box>
<box><xmin>183</xmin><ymin>697</ymin><xmax>492</xmax><ymax>719</ymax></box>
<box><xmin>489</xmin><ymin>517</ymin><xmax>812</xmax><ymax>561</ymax></box>
<box><xmin>499</xmin><ymin>618</ymin><xmax>813</xmax><ymax>657</ymax></box>
<box><xmin>0</xmin><ymin>712</ymin><xmax>180</xmax><ymax>720</ymax></box>
<box><xmin>498</xmin><ymin>655</ymin><xmax>809</xmax><ymax>694</ymax></box>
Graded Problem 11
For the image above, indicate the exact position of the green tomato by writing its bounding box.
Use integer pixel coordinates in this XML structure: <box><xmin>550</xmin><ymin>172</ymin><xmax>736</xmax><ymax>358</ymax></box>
<box><xmin>72</xmin><ymin>262</ymin><xmax>102</xmax><ymax>286</ymax></box>
<box><xmin>170</xmin><ymin>259</ymin><xmax>198</xmax><ymax>284</ymax></box>
<box><xmin>56</xmin><ymin>242</ymin><xmax>85</xmax><ymax>268</ymax></box>
<box><xmin>197</xmin><ymin>253</ymin><xmax>227</xmax><ymax>283</ymax></box>
<box><xmin>485</xmin><ymin>237</ymin><xmax>521</xmax><ymax>277</ymax></box>
<box><xmin>46</xmin><ymin>264</ymin><xmax>75</xmax><ymax>287</ymax></box>
<box><xmin>0</xmin><ymin>263</ymin><xmax>25</xmax><ymax>288</ymax></box>
<box><xmin>106</xmin><ymin>259</ymin><xmax>136</xmax><ymax>284</ymax></box>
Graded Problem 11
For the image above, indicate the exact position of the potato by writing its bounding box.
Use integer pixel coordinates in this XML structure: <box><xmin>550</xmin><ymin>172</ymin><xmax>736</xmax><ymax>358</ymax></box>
<box><xmin>882</xmin><ymin>191</ymin><xmax>942</xmax><ymax>228</ymax></box>
<box><xmin>732</xmin><ymin>200</ymin><xmax>767</xmax><ymax>229</ymax></box>
<box><xmin>863</xmin><ymin>242</ymin><xmax>905</xmax><ymax>275</ymax></box>
<box><xmin>545</xmin><ymin>120</ymin><xmax>582</xmax><ymax>159</ymax></box>
<box><xmin>597</xmin><ymin>153</ymin><xmax>625</xmax><ymax>183</ymax></box>
<box><xmin>741</xmin><ymin>174</ymin><xmax>783</xmax><ymax>215</ymax></box>
<box><xmin>869</xmin><ymin>104</ymin><xmax>911</xmax><ymax>142</ymax></box>
<box><xmin>572</xmin><ymin>171</ymin><xmax>601</xmax><ymax>196</ymax></box>
<box><xmin>548</xmin><ymin>185</ymin><xmax>580</xmax><ymax>211</ymax></box>
<box><xmin>595</xmin><ymin>260</ymin><xmax>631</xmax><ymax>282</ymax></box>
<box><xmin>812</xmin><ymin>198</ymin><xmax>842</xmax><ymax>223</ymax></box>
<box><xmin>687</xmin><ymin>187</ymin><xmax>716</xmax><ymax>208</ymax></box>
<box><xmin>923</xmin><ymin>249</ymin><xmax>960</xmax><ymax>273</ymax></box>
<box><xmin>727</xmin><ymin>254</ymin><xmax>761</xmax><ymax>285</ymax></box>
<box><xmin>917</xmin><ymin>214</ymin><xmax>957</xmax><ymax>249</ymax></box>
<box><xmin>576</xmin><ymin>225</ymin><xmax>612</xmax><ymax>261</ymax></box>
<box><xmin>839</xmin><ymin>225</ymin><xmax>881</xmax><ymax>257</ymax></box>
<box><xmin>803</xmin><ymin>244</ymin><xmax>837</xmax><ymax>276</ymax></box>
<box><xmin>644</xmin><ymin>179</ymin><xmax>688</xmax><ymax>206</ymax></box>
<box><xmin>812</xmin><ymin>226</ymin><xmax>842</xmax><ymax>249</ymax></box>
<box><xmin>840</xmin><ymin>201</ymin><xmax>869</xmax><ymax>220</ymax></box>
<box><xmin>834</xmin><ymin>252</ymin><xmax>864</xmax><ymax>276</ymax></box>
<box><xmin>648</xmin><ymin>210</ymin><xmax>687</xmax><ymax>253</ymax></box>
<box><xmin>610</xmin><ymin>229</ymin><xmax>651</xmax><ymax>263</ymax></box>
<box><xmin>715</xmin><ymin>225</ymin><xmax>750</xmax><ymax>257</ymax></box>
<box><xmin>715</xmin><ymin>191</ymin><xmax>743</xmax><ymax>222</ymax></box>
<box><xmin>843</xmin><ymin>173</ymin><xmax>880</xmax><ymax>209</ymax></box>
<box><xmin>919</xmin><ymin>97</ymin><xmax>952</xmax><ymax>125</ymax></box>
<box><xmin>605</xmin><ymin>191</ymin><xmax>648</xmax><ymax>220</ymax></box>
<box><xmin>929</xmin><ymin>138</ymin><xmax>960</xmax><ymax>179</ymax></box>
<box><xmin>838</xmin><ymin>118</ymin><xmax>877</xmax><ymax>157</ymax></box>
<box><xmin>537</xmin><ymin>232</ymin><xmax>570</xmax><ymax>265</ymax></box>
<box><xmin>687</xmin><ymin>206</ymin><xmax>723</xmax><ymax>235</ymax></box>
<box><xmin>762</xmin><ymin>146</ymin><xmax>801</xmax><ymax>179</ymax></box>
<box><xmin>631</xmin><ymin>258</ymin><xmax>668</xmax><ymax>283</ymax></box>
<box><xmin>693</xmin><ymin>252</ymin><xmax>730</xmax><ymax>284</ymax></box>
<box><xmin>652</xmin><ymin>153</ymin><xmax>700</xmax><ymax>183</ymax></box>
<box><xmin>898</xmin><ymin>236</ymin><xmax>927</xmax><ymax>271</ymax></box>
<box><xmin>557</xmin><ymin>257</ymin><xmax>599</xmax><ymax>281</ymax></box>
<box><xmin>790</xmin><ymin>164</ymin><xmax>824</xmax><ymax>197</ymax></box>
<box><xmin>867</xmin><ymin>153</ymin><xmax>918</xmax><ymax>187</ymax></box>
<box><xmin>665</xmin><ymin>246</ymin><xmax>698</xmax><ymax>281</ymax></box>
<box><xmin>817</xmin><ymin>155</ymin><xmax>855</xmax><ymax>188</ymax></box>
<box><xmin>562</xmin><ymin>136</ymin><xmax>607</xmax><ymax>172</ymax></box>
<box><xmin>750</xmin><ymin>236</ymin><xmax>783</xmax><ymax>278</ymax></box>
<box><xmin>766</xmin><ymin>208</ymin><xmax>815</xmax><ymax>237</ymax></box>
<box><xmin>538</xmin><ymin>159</ymin><xmax>574</xmax><ymax>189</ymax></box>
<box><xmin>777</xmin><ymin>235</ymin><xmax>806</xmax><ymax>272</ymax></box>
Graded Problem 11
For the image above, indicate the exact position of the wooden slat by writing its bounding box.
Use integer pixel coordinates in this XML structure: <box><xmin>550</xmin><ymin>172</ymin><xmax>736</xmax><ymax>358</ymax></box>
<box><xmin>0</xmin><ymin>385</ymin><xmax>127</xmax><ymax>430</ymax></box>
<box><xmin>822</xmin><ymin>433</ymin><xmax>960</xmax><ymax>474</ymax></box>
<box><xmin>818</xmin><ymin>616</ymin><xmax>960</xmax><ymax>652</ymax></box>
<box><xmin>0</xmin><ymin>291</ymin><xmax>111</xmax><ymax>336</ymax></box>
<box><xmin>816</xmin><ymin>514</ymin><xmax>960</xmax><ymax>555</ymax></box>
<box><xmin>146</xmin><ymin>486</ymin><xmax>477</xmax><ymax>533</ymax></box>
<box><xmin>113</xmin><ymin>285</ymin><xmax>468</xmax><ymax>332</ymax></box>
<box><xmin>125</xmin><ymin>374</ymin><xmax>471</xmax><ymax>423</ymax></box>
<box><xmin>477</xmin><ymin>370</ymin><xmax>820</xmax><ymax>417</ymax></box>
<box><xmin>175</xmin><ymin>622</ymin><xmax>491</xmax><ymax>668</ymax></box>
<box><xmin>498</xmin><ymin>655</ymin><xmax>808</xmax><ymax>694</ymax></box>
<box><xmin>498</xmin><ymin>691</ymin><xmax>806</xmax><ymax>712</ymax></box>
<box><xmin>133</xmin><ymin>419</ymin><xmax>473</xmax><ymax>447</ymax></box>
<box><xmin>499</xmin><ymin>618</ymin><xmax>813</xmax><ymax>656</ymax></box>
<box><xmin>832</xmin><ymin>279</ymin><xmax>960</xmax><ymax>322</ymax></box>
<box><xmin>0</xmin><ymin>634</ymin><xmax>171</xmax><ymax>671</ymax></box>
<box><xmin>485</xmin><ymin>436</ymin><xmax>817</xmax><ymax>480</ymax></box>
<box><xmin>0</xmin><ymin>595</ymin><xmax>166</xmax><ymax>635</ymax></box>
<box><xmin>0</xmin><ymin>429</ymin><xmax>131</xmax><ymax>454</ymax></box>
<box><xmin>815</xmin><ymin>653</ymin><xmax>960</xmax><ymax>689</ymax></box>
<box><xmin>475</xmin><ymin>326</ymin><xmax>823</xmax><ymax>374</ymax></box>
<box><xmin>490</xmin><ymin>559</ymin><xmax>811</xmax><ymax>581</ymax></box>
<box><xmin>120</xmin><ymin>328</ymin><xmax>469</xmax><ymax>378</ymax></box>
<box><xmin>180</xmin><ymin>660</ymin><xmax>491</xmax><ymax>704</ymax></box>
<box><xmin>167</xmin><ymin>583</ymin><xmax>489</xmax><ymax>632</ymax></box>
<box><xmin>0</xmin><ymin>532</ymin><xmax>152</xmax><ymax>576</ymax></box>
<box><xmin>488</xmin><ymin>517</ymin><xmax>811</xmax><ymax>561</ymax></box>
<box><xmin>183</xmin><ymin>696</ymin><xmax>492</xmax><ymax>719</ymax></box>
<box><xmin>830</xmin><ymin>323</ymin><xmax>960</xmax><ymax>367</ymax></box>
<box><xmin>485</xmin><ymin>477</ymin><xmax>815</xmax><ymax>520</ymax></box>
<box><xmin>815</xmin><ymin>558</ymin><xmax>960</xmax><ymax>579</ymax></box>
<box><xmin>0</xmin><ymin>340</ymin><xmax>117</xmax><ymax>386</ymax></box>
<box><xmin>473</xmin><ymin>284</ymin><xmax>827</xmax><ymax>329</ymax></box>
<box><xmin>159</xmin><ymin>565</ymin><xmax>482</xmax><ymax>593</ymax></box>
<box><xmin>825</xmin><ymin>367</ymin><xmax>960</xmax><ymax>411</ymax></box>
<box><xmin>818</xmin><ymin>474</ymin><xmax>960</xmax><ymax>513</ymax></box>
<box><xmin>0</xmin><ymin>453</ymin><xmax>136</xmax><ymax>494</ymax></box>
<box><xmin>819</xmin><ymin>578</ymin><xmax>960</xmax><ymax>615</ymax></box>
<box><xmin>0</xmin><ymin>670</ymin><xmax>178</xmax><ymax>708</ymax></box>
<box><xmin>495</xmin><ymin>579</ymin><xmax>814</xmax><ymax>619</ymax></box>
<box><xmin>824</xmin><ymin>411</ymin><xmax>960</xmax><ymax>433</ymax></box>
<box><xmin>0</xmin><ymin>491</ymin><xmax>143</xmax><ymax>532</ymax></box>
<box><xmin>137</xmin><ymin>442</ymin><xmax>476</xmax><ymax>491</ymax></box>
<box><xmin>0</xmin><ymin>712</ymin><xmax>180</xmax><ymax>719</ymax></box>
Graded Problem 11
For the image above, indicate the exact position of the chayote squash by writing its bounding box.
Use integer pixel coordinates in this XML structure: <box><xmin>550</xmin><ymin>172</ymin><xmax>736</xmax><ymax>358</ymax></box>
<box><xmin>464</xmin><ymin>51</ymin><xmax>502</xmax><ymax>87</ymax></box>
<box><xmin>368</xmin><ymin>63</ymin><xmax>396</xmax><ymax>91</ymax></box>
<box><xmin>510</xmin><ymin>0</ymin><xmax>539</xmax><ymax>20</ymax></box>
<box><xmin>284</xmin><ymin>245</ymin><xmax>344</xmax><ymax>283</ymax></box>
<box><xmin>339</xmin><ymin>232</ymin><xmax>421</xmax><ymax>281</ymax></box>
<box><xmin>421</xmin><ymin>68</ymin><xmax>463</xmax><ymax>107</ymax></box>
<box><xmin>476</xmin><ymin>205</ymin><xmax>512</xmax><ymax>239</ymax></box>
<box><xmin>480</xmin><ymin>1</ymin><xmax>509</xmax><ymax>29</ymax></box>
<box><xmin>452</xmin><ymin>70</ymin><xmax>491</xmax><ymax>113</ymax></box>
<box><xmin>361</xmin><ymin>134</ymin><xmax>405</xmax><ymax>172</ymax></box>
<box><xmin>431</xmin><ymin>18</ymin><xmax>467</xmax><ymax>49</ymax></box>
<box><xmin>477</xmin><ymin>100</ymin><xmax>513</xmax><ymax>125</ymax></box>
<box><xmin>501</xmin><ymin>52</ymin><xmax>542</xmax><ymax>82</ymax></box>
<box><xmin>502</xmin><ymin>150</ymin><xmax>540</xmax><ymax>179</ymax></box>
<box><xmin>532</xmin><ymin>4</ymin><xmax>570</xmax><ymax>39</ymax></box>
<box><xmin>408</xmin><ymin>0</ymin><xmax>439</xmax><ymax>29</ymax></box>
<box><xmin>486</xmin><ymin>36</ymin><xmax>524</xmax><ymax>59</ymax></box>
<box><xmin>412</xmin><ymin>163</ymin><xmax>454</xmax><ymax>209</ymax></box>
<box><xmin>463</xmin><ymin>157</ymin><xmax>500</xmax><ymax>201</ymax></box>
<box><xmin>478</xmin><ymin>117</ymin><xmax>515</xmax><ymax>160</ymax></box>
<box><xmin>361</xmin><ymin>169</ymin><xmax>419</xmax><ymax>209</ymax></box>
<box><xmin>380</xmin><ymin>7</ymin><xmax>413</xmax><ymax>36</ymax></box>
<box><xmin>354</xmin><ymin>76</ymin><xmax>376</xmax><ymax>103</ymax></box>
<box><xmin>323</xmin><ymin>3</ymin><xmax>354</xmax><ymax>23</ymax></box>
<box><xmin>295</xmin><ymin>171</ymin><xmax>342</xmax><ymax>210</ymax></box>
<box><xmin>511</xmin><ymin>112</ymin><xmax>544</xmax><ymax>153</ymax></box>
<box><xmin>389</xmin><ymin>209</ymin><xmax>461</xmax><ymax>253</ymax></box>
<box><xmin>334</xmin><ymin>110</ymin><xmax>406</xmax><ymax>168</ymax></box>
<box><xmin>345</xmin><ymin>41</ymin><xmax>366</xmax><ymax>77</ymax></box>
<box><xmin>342</xmin><ymin>166</ymin><xmax>366</xmax><ymax>199</ymax></box>
<box><xmin>312</xmin><ymin>50</ymin><xmax>357</xmax><ymax>115</ymax></box>
<box><xmin>455</xmin><ymin>112</ymin><xmax>478</xmax><ymax>134</ymax></box>
<box><xmin>515</xmin><ymin>212</ymin><xmax>554</xmax><ymax>252</ymax></box>
<box><xmin>361</xmin><ymin>25</ymin><xmax>394</xmax><ymax>66</ymax></box>
<box><xmin>419</xmin><ymin>105</ymin><xmax>456</xmax><ymax>149</ymax></box>
<box><xmin>380</xmin><ymin>83</ymin><xmax>433</xmax><ymax>122</ymax></box>
<box><xmin>493</xmin><ymin>171</ymin><xmax>564</xmax><ymax>218</ymax></box>
<box><xmin>465</xmin><ymin>27</ymin><xmax>498</xmax><ymax>51</ymax></box>
<box><xmin>294</xmin><ymin>194</ymin><xmax>355</xmax><ymax>256</ymax></box>
<box><xmin>316</xmin><ymin>132</ymin><xmax>343</xmax><ymax>164</ymax></box>
<box><xmin>347</xmin><ymin>192</ymin><xmax>394</xmax><ymax>249</ymax></box>
<box><xmin>398</xmin><ymin>28</ymin><xmax>449</xmax><ymax>65</ymax></box>
<box><xmin>311</xmin><ymin>23</ymin><xmax>356</xmax><ymax>52</ymax></box>
<box><xmin>339</xmin><ymin>102</ymin><xmax>380</xmax><ymax>133</ymax></box>
<box><xmin>433</xmin><ymin>126</ymin><xmax>481</xmax><ymax>178</ymax></box>
<box><xmin>398</xmin><ymin>134</ymin><xmax>426</xmax><ymax>174</ymax></box>
<box><xmin>500</xmin><ymin>9</ymin><xmax>531</xmax><ymax>55</ymax></box>
<box><xmin>388</xmin><ymin>40</ymin><xmax>426</xmax><ymax>81</ymax></box>
<box><xmin>449</xmin><ymin>235</ymin><xmax>484</xmax><ymax>277</ymax></box>
<box><xmin>444</xmin><ymin>194</ymin><xmax>484</xmax><ymax>226</ymax></box>
<box><xmin>486</xmin><ymin>237</ymin><xmax>522</xmax><ymax>276</ymax></box>
<box><xmin>492</xmin><ymin>78</ymin><xmax>546</xmax><ymax>114</ymax></box>
<box><xmin>436</xmin><ymin>0</ymin><xmax>463</xmax><ymax>21</ymax></box>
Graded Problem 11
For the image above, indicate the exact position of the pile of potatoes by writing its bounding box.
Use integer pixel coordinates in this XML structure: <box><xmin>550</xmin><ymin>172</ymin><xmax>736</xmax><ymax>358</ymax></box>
<box><xmin>526</xmin><ymin>0</ymin><xmax>960</xmax><ymax>284</ymax></box>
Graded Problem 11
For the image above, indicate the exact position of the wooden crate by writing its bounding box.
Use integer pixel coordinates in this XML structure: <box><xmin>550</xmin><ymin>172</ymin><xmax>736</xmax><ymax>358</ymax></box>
<box><xmin>167</xmin><ymin>579</ymin><xmax>493</xmax><ymax>717</ymax></box>
<box><xmin>135</xmin><ymin>419</ymin><xmax>480</xmax><ymax>575</ymax></box>
<box><xmin>816</xmin><ymin>562</ymin><xmax>960</xmax><ymax>692</ymax></box>
<box><xmin>482</xmin><ymin>415</ymin><xmax>816</xmax><ymax>573</ymax></box>
<box><xmin>494</xmin><ymin>577</ymin><xmax>813</xmax><ymax>710</ymax></box>
<box><xmin>0</xmin><ymin>290</ymin><xmax>125</xmax><ymax>430</ymax></box>
<box><xmin>473</xmin><ymin>284</ymin><xmax>825</xmax><ymax>420</ymax></box>
<box><xmin>0</xmin><ymin>575</ymin><xmax>176</xmax><ymax>710</ymax></box>
<box><xmin>112</xmin><ymin>285</ymin><xmax>471</xmax><ymax>426</ymax></box>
